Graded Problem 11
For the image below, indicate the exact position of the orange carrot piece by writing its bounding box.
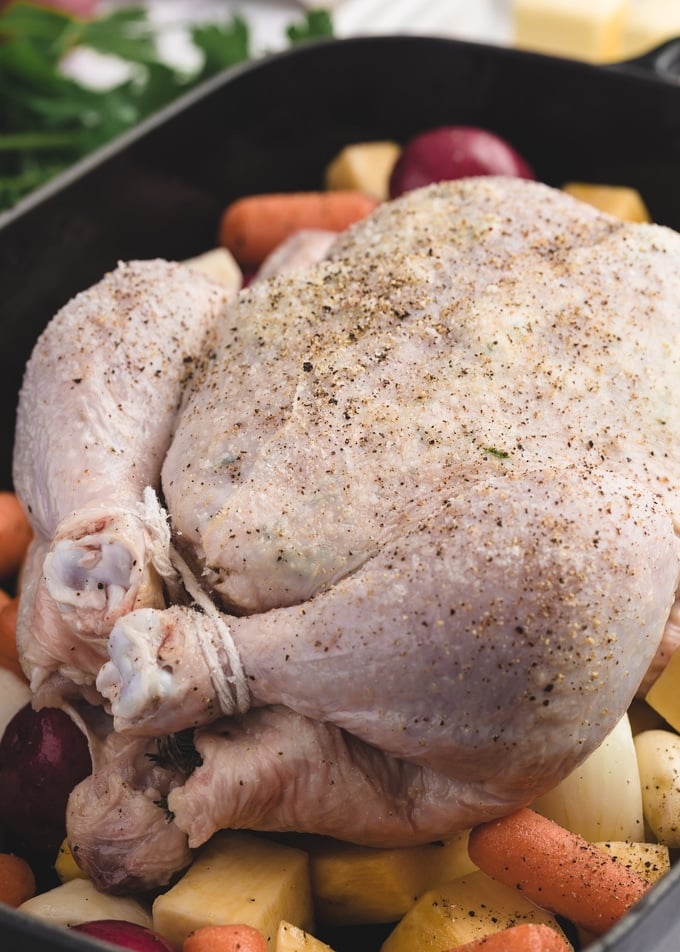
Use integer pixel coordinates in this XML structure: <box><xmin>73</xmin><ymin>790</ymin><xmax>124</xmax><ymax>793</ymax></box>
<box><xmin>446</xmin><ymin>923</ymin><xmax>571</xmax><ymax>951</ymax></box>
<box><xmin>182</xmin><ymin>923</ymin><xmax>268</xmax><ymax>952</ymax></box>
<box><xmin>219</xmin><ymin>190</ymin><xmax>379</xmax><ymax>267</ymax></box>
<box><xmin>468</xmin><ymin>808</ymin><xmax>650</xmax><ymax>936</ymax></box>
<box><xmin>0</xmin><ymin>492</ymin><xmax>32</xmax><ymax>580</ymax></box>
<box><xmin>0</xmin><ymin>596</ymin><xmax>24</xmax><ymax>681</ymax></box>
<box><xmin>0</xmin><ymin>853</ymin><xmax>36</xmax><ymax>907</ymax></box>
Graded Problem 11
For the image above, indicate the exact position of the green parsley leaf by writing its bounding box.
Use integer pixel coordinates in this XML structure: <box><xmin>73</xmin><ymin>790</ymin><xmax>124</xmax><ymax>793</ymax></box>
<box><xmin>286</xmin><ymin>9</ymin><xmax>334</xmax><ymax>45</ymax></box>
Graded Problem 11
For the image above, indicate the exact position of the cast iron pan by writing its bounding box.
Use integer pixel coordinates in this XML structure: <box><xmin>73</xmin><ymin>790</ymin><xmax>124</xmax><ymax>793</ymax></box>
<box><xmin>2</xmin><ymin>33</ymin><xmax>680</xmax><ymax>952</ymax></box>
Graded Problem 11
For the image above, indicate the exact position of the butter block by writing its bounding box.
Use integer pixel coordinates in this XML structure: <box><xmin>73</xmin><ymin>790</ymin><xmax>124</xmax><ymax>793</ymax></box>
<box><xmin>562</xmin><ymin>182</ymin><xmax>651</xmax><ymax>222</ymax></box>
<box><xmin>622</xmin><ymin>0</ymin><xmax>680</xmax><ymax>58</ymax></box>
<box><xmin>646</xmin><ymin>646</ymin><xmax>680</xmax><ymax>731</ymax></box>
<box><xmin>514</xmin><ymin>0</ymin><xmax>630</xmax><ymax>63</ymax></box>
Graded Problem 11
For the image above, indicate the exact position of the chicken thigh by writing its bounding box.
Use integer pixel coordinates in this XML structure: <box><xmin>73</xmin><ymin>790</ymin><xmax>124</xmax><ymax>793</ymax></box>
<box><xmin>14</xmin><ymin>177</ymin><xmax>680</xmax><ymax>893</ymax></box>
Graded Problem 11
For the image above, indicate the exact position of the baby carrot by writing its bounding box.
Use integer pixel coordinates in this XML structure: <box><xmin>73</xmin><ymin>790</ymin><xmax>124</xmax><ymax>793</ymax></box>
<box><xmin>0</xmin><ymin>596</ymin><xmax>24</xmax><ymax>680</ymax></box>
<box><xmin>446</xmin><ymin>923</ymin><xmax>571</xmax><ymax>951</ymax></box>
<box><xmin>468</xmin><ymin>808</ymin><xmax>650</xmax><ymax>936</ymax></box>
<box><xmin>0</xmin><ymin>492</ymin><xmax>31</xmax><ymax>580</ymax></box>
<box><xmin>0</xmin><ymin>853</ymin><xmax>36</xmax><ymax>907</ymax></box>
<box><xmin>219</xmin><ymin>190</ymin><xmax>379</xmax><ymax>267</ymax></box>
<box><xmin>183</xmin><ymin>923</ymin><xmax>268</xmax><ymax>952</ymax></box>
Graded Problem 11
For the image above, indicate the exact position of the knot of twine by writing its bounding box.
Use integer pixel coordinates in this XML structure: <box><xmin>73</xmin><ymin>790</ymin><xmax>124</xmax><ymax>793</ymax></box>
<box><xmin>138</xmin><ymin>486</ymin><xmax>250</xmax><ymax>716</ymax></box>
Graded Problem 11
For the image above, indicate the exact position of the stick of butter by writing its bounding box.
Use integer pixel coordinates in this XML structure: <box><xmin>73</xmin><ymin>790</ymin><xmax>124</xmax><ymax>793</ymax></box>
<box><xmin>513</xmin><ymin>0</ymin><xmax>630</xmax><ymax>63</ymax></box>
<box><xmin>621</xmin><ymin>0</ymin><xmax>680</xmax><ymax>58</ymax></box>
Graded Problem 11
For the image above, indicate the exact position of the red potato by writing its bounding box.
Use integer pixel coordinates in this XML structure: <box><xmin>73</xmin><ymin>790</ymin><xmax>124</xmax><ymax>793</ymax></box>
<box><xmin>389</xmin><ymin>125</ymin><xmax>534</xmax><ymax>198</ymax></box>
<box><xmin>0</xmin><ymin>704</ymin><xmax>91</xmax><ymax>854</ymax></box>
<box><xmin>72</xmin><ymin>920</ymin><xmax>174</xmax><ymax>951</ymax></box>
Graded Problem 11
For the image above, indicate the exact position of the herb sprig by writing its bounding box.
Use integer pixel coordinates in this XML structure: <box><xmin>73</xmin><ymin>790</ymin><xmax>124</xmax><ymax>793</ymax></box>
<box><xmin>0</xmin><ymin>2</ymin><xmax>333</xmax><ymax>211</ymax></box>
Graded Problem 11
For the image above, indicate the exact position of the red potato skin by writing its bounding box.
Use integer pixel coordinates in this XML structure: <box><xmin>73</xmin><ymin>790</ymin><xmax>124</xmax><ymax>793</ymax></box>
<box><xmin>389</xmin><ymin>125</ymin><xmax>534</xmax><ymax>198</ymax></box>
<box><xmin>72</xmin><ymin>920</ymin><xmax>174</xmax><ymax>951</ymax></box>
<box><xmin>0</xmin><ymin>704</ymin><xmax>91</xmax><ymax>853</ymax></box>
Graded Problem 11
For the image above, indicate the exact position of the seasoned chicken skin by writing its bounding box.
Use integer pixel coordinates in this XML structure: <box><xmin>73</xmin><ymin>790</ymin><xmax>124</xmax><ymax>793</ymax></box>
<box><xmin>12</xmin><ymin>259</ymin><xmax>229</xmax><ymax>703</ymax></box>
<box><xmin>14</xmin><ymin>178</ymin><xmax>680</xmax><ymax>892</ymax></box>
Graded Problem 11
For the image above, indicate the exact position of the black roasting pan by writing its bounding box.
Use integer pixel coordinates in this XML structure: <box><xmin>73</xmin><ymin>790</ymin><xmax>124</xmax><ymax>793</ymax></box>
<box><xmin>2</xmin><ymin>32</ymin><xmax>680</xmax><ymax>952</ymax></box>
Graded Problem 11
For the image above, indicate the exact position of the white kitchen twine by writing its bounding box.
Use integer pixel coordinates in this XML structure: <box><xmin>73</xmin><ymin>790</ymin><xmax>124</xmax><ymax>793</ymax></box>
<box><xmin>138</xmin><ymin>486</ymin><xmax>250</xmax><ymax>716</ymax></box>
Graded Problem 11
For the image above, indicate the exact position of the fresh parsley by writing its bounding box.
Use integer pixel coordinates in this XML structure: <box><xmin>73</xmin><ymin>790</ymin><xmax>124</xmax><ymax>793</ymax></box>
<box><xmin>0</xmin><ymin>2</ymin><xmax>334</xmax><ymax>211</ymax></box>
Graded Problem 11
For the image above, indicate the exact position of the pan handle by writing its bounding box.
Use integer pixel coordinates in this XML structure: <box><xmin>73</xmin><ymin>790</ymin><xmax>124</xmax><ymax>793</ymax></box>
<box><xmin>611</xmin><ymin>37</ymin><xmax>680</xmax><ymax>82</ymax></box>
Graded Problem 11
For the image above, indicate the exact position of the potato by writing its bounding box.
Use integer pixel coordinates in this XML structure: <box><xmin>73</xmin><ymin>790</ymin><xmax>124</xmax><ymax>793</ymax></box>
<box><xmin>562</xmin><ymin>182</ymin><xmax>650</xmax><ymax>222</ymax></box>
<box><xmin>18</xmin><ymin>877</ymin><xmax>152</xmax><ymax>929</ymax></box>
<box><xmin>325</xmin><ymin>141</ymin><xmax>401</xmax><ymax>201</ymax></box>
<box><xmin>389</xmin><ymin>126</ymin><xmax>533</xmax><ymax>198</ymax></box>
<box><xmin>634</xmin><ymin>729</ymin><xmax>680</xmax><ymax>847</ymax></box>
<box><xmin>380</xmin><ymin>869</ymin><xmax>567</xmax><ymax>952</ymax></box>
<box><xmin>302</xmin><ymin>830</ymin><xmax>475</xmax><ymax>926</ymax></box>
<box><xmin>276</xmin><ymin>921</ymin><xmax>335</xmax><ymax>952</ymax></box>
<box><xmin>152</xmin><ymin>831</ymin><xmax>314</xmax><ymax>950</ymax></box>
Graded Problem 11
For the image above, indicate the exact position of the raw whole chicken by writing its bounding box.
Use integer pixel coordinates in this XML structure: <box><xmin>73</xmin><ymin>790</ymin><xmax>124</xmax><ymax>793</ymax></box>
<box><xmin>12</xmin><ymin>177</ymin><xmax>680</xmax><ymax>893</ymax></box>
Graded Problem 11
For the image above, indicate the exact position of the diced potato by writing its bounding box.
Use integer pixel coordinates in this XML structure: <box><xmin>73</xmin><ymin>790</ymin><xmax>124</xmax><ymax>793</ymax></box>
<box><xmin>305</xmin><ymin>831</ymin><xmax>475</xmax><ymax>926</ymax></box>
<box><xmin>0</xmin><ymin>666</ymin><xmax>30</xmax><ymax>741</ymax></box>
<box><xmin>55</xmin><ymin>838</ymin><xmax>89</xmax><ymax>884</ymax></box>
<box><xmin>595</xmin><ymin>840</ymin><xmax>671</xmax><ymax>884</ymax></box>
<box><xmin>379</xmin><ymin>870</ymin><xmax>568</xmax><ymax>952</ymax></box>
<box><xmin>634</xmin><ymin>729</ymin><xmax>680</xmax><ymax>847</ymax></box>
<box><xmin>152</xmin><ymin>831</ymin><xmax>314</xmax><ymax>951</ymax></box>
<box><xmin>531</xmin><ymin>713</ymin><xmax>644</xmax><ymax>843</ymax></box>
<box><xmin>513</xmin><ymin>0</ymin><xmax>628</xmax><ymax>63</ymax></box>
<box><xmin>276</xmin><ymin>921</ymin><xmax>335</xmax><ymax>952</ymax></box>
<box><xmin>18</xmin><ymin>877</ymin><xmax>152</xmax><ymax>929</ymax></box>
<box><xmin>183</xmin><ymin>247</ymin><xmax>243</xmax><ymax>290</ymax></box>
<box><xmin>325</xmin><ymin>142</ymin><xmax>401</xmax><ymax>201</ymax></box>
<box><xmin>646</xmin><ymin>647</ymin><xmax>680</xmax><ymax>731</ymax></box>
<box><xmin>562</xmin><ymin>182</ymin><xmax>651</xmax><ymax>222</ymax></box>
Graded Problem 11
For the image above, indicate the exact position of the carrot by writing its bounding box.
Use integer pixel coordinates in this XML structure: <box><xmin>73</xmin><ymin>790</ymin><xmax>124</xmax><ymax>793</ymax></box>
<box><xmin>0</xmin><ymin>492</ymin><xmax>32</xmax><ymax>580</ymax></box>
<box><xmin>468</xmin><ymin>808</ymin><xmax>650</xmax><ymax>936</ymax></box>
<box><xmin>219</xmin><ymin>190</ymin><xmax>379</xmax><ymax>268</ymax></box>
<box><xmin>447</xmin><ymin>923</ymin><xmax>571</xmax><ymax>951</ymax></box>
<box><xmin>0</xmin><ymin>596</ymin><xmax>24</xmax><ymax>680</ymax></box>
<box><xmin>182</xmin><ymin>923</ymin><xmax>268</xmax><ymax>952</ymax></box>
<box><xmin>0</xmin><ymin>853</ymin><xmax>36</xmax><ymax>907</ymax></box>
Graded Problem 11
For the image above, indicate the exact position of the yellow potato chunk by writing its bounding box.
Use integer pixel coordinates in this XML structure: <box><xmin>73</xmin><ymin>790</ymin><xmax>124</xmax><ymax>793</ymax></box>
<box><xmin>19</xmin><ymin>878</ymin><xmax>152</xmax><ymax>929</ymax></box>
<box><xmin>646</xmin><ymin>647</ymin><xmax>680</xmax><ymax>731</ymax></box>
<box><xmin>152</xmin><ymin>831</ymin><xmax>314</xmax><ymax>950</ymax></box>
<box><xmin>276</xmin><ymin>921</ymin><xmax>335</xmax><ymax>951</ymax></box>
<box><xmin>183</xmin><ymin>247</ymin><xmax>243</xmax><ymax>290</ymax></box>
<box><xmin>304</xmin><ymin>831</ymin><xmax>475</xmax><ymax>926</ymax></box>
<box><xmin>561</xmin><ymin>183</ymin><xmax>651</xmax><ymax>222</ymax></box>
<box><xmin>379</xmin><ymin>870</ymin><xmax>568</xmax><ymax>951</ymax></box>
<box><xmin>595</xmin><ymin>841</ymin><xmax>670</xmax><ymax>884</ymax></box>
<box><xmin>325</xmin><ymin>141</ymin><xmax>401</xmax><ymax>201</ymax></box>
<box><xmin>55</xmin><ymin>838</ymin><xmax>89</xmax><ymax>884</ymax></box>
